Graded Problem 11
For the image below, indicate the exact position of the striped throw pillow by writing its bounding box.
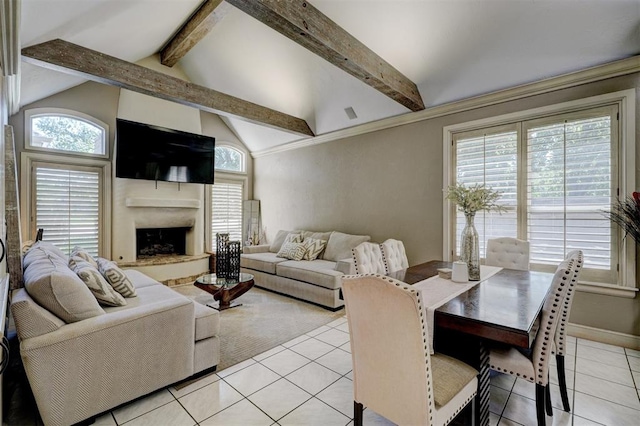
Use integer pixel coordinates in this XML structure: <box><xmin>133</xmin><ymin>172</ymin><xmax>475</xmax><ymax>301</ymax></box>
<box><xmin>97</xmin><ymin>257</ymin><xmax>137</xmax><ymax>298</ymax></box>
<box><xmin>302</xmin><ymin>238</ymin><xmax>327</xmax><ymax>261</ymax></box>
<box><xmin>69</xmin><ymin>256</ymin><xmax>127</xmax><ymax>307</ymax></box>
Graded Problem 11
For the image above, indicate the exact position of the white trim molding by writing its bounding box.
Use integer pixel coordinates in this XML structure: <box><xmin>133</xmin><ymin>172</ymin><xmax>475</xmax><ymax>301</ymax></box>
<box><xmin>568</xmin><ymin>323</ymin><xmax>640</xmax><ymax>350</ymax></box>
<box><xmin>253</xmin><ymin>55</ymin><xmax>640</xmax><ymax>158</ymax></box>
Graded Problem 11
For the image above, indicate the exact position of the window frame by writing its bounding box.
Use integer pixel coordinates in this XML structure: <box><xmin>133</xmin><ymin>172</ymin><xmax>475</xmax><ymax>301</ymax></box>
<box><xmin>442</xmin><ymin>89</ymin><xmax>636</xmax><ymax>294</ymax></box>
<box><xmin>206</xmin><ymin>141</ymin><xmax>249</xmax><ymax>251</ymax></box>
<box><xmin>215</xmin><ymin>144</ymin><xmax>246</xmax><ymax>174</ymax></box>
<box><xmin>24</xmin><ymin>108</ymin><xmax>109</xmax><ymax>159</ymax></box>
<box><xmin>20</xmin><ymin>152</ymin><xmax>112</xmax><ymax>257</ymax></box>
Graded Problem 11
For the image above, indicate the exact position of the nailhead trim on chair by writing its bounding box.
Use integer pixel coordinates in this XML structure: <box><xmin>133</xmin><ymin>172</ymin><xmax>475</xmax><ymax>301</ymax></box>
<box><xmin>489</xmin><ymin>261</ymin><xmax>573</xmax><ymax>386</ymax></box>
<box><xmin>343</xmin><ymin>273</ymin><xmax>478</xmax><ymax>425</ymax></box>
<box><xmin>555</xmin><ymin>251</ymin><xmax>583</xmax><ymax>356</ymax></box>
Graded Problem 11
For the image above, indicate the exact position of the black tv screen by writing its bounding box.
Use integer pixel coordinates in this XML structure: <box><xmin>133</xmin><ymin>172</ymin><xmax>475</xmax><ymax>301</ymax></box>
<box><xmin>115</xmin><ymin>119</ymin><xmax>215</xmax><ymax>184</ymax></box>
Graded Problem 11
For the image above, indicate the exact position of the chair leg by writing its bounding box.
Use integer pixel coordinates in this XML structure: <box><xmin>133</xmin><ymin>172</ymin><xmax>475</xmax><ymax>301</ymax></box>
<box><xmin>545</xmin><ymin>381</ymin><xmax>553</xmax><ymax>416</ymax></box>
<box><xmin>354</xmin><ymin>401</ymin><xmax>364</xmax><ymax>426</ymax></box>
<box><xmin>556</xmin><ymin>355</ymin><xmax>571</xmax><ymax>412</ymax></box>
<box><xmin>535</xmin><ymin>384</ymin><xmax>546</xmax><ymax>426</ymax></box>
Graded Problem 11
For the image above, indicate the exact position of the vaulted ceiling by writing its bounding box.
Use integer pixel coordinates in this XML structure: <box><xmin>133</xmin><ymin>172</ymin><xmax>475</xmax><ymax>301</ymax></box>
<box><xmin>19</xmin><ymin>0</ymin><xmax>640</xmax><ymax>153</ymax></box>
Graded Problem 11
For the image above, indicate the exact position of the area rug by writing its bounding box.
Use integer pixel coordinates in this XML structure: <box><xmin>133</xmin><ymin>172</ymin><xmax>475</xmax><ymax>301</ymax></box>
<box><xmin>215</xmin><ymin>287</ymin><xmax>345</xmax><ymax>371</ymax></box>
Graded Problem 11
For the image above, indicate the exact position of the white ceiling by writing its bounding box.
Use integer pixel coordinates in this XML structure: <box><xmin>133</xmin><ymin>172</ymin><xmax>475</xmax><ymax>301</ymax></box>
<box><xmin>19</xmin><ymin>0</ymin><xmax>640</xmax><ymax>152</ymax></box>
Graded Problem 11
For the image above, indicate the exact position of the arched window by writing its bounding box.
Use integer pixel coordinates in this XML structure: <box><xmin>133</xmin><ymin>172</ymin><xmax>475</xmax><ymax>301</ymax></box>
<box><xmin>25</xmin><ymin>108</ymin><xmax>108</xmax><ymax>157</ymax></box>
<box><xmin>215</xmin><ymin>145</ymin><xmax>245</xmax><ymax>173</ymax></box>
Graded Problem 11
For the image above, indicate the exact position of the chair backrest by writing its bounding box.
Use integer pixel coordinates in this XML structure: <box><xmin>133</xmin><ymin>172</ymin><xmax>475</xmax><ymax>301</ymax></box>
<box><xmin>351</xmin><ymin>242</ymin><xmax>386</xmax><ymax>274</ymax></box>
<box><xmin>531</xmin><ymin>258</ymin><xmax>573</xmax><ymax>385</ymax></box>
<box><xmin>485</xmin><ymin>237</ymin><xmax>530</xmax><ymax>270</ymax></box>
<box><xmin>380</xmin><ymin>239</ymin><xmax>409</xmax><ymax>274</ymax></box>
<box><xmin>343</xmin><ymin>274</ymin><xmax>435</xmax><ymax>425</ymax></box>
<box><xmin>554</xmin><ymin>250</ymin><xmax>584</xmax><ymax>356</ymax></box>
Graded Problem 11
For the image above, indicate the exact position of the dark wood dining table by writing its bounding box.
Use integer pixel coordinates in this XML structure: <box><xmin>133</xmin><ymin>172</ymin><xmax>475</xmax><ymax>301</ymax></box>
<box><xmin>388</xmin><ymin>260</ymin><xmax>555</xmax><ymax>426</ymax></box>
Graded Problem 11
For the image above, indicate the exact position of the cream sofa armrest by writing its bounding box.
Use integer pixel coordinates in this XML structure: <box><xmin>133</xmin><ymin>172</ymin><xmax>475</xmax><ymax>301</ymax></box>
<box><xmin>243</xmin><ymin>244</ymin><xmax>270</xmax><ymax>254</ymax></box>
<box><xmin>335</xmin><ymin>258</ymin><xmax>356</xmax><ymax>275</ymax></box>
<box><xmin>19</xmin><ymin>297</ymin><xmax>196</xmax><ymax>426</ymax></box>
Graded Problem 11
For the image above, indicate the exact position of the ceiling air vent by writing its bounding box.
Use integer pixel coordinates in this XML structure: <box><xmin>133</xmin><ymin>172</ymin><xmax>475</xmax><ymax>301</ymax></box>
<box><xmin>344</xmin><ymin>107</ymin><xmax>358</xmax><ymax>120</ymax></box>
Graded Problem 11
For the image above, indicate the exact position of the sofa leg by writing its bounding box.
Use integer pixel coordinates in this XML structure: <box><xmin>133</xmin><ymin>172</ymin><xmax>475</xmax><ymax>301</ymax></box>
<box><xmin>354</xmin><ymin>401</ymin><xmax>363</xmax><ymax>426</ymax></box>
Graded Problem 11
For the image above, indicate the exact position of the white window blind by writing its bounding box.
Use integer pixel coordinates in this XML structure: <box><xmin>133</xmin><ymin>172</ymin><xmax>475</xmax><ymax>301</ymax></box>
<box><xmin>451</xmin><ymin>105</ymin><xmax>618</xmax><ymax>284</ymax></box>
<box><xmin>454</xmin><ymin>127</ymin><xmax>518</xmax><ymax>258</ymax></box>
<box><xmin>525</xmin><ymin>109</ymin><xmax>616</xmax><ymax>282</ymax></box>
<box><xmin>211</xmin><ymin>181</ymin><xmax>243</xmax><ymax>248</ymax></box>
<box><xmin>33</xmin><ymin>163</ymin><xmax>101</xmax><ymax>256</ymax></box>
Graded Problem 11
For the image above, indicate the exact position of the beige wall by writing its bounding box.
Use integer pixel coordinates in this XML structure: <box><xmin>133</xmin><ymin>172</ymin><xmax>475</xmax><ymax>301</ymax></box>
<box><xmin>254</xmin><ymin>73</ymin><xmax>640</xmax><ymax>336</ymax></box>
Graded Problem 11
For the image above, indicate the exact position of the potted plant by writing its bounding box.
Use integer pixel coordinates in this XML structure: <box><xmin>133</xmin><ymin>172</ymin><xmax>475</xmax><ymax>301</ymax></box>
<box><xmin>604</xmin><ymin>192</ymin><xmax>640</xmax><ymax>245</ymax></box>
<box><xmin>446</xmin><ymin>183</ymin><xmax>506</xmax><ymax>280</ymax></box>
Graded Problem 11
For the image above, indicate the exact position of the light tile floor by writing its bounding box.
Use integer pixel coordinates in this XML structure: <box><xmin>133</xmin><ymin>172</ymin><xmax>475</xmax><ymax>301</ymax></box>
<box><xmin>93</xmin><ymin>316</ymin><xmax>640</xmax><ymax>426</ymax></box>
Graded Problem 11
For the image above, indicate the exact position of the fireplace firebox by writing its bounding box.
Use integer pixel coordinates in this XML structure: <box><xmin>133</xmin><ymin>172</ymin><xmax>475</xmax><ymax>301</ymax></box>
<box><xmin>136</xmin><ymin>227</ymin><xmax>188</xmax><ymax>258</ymax></box>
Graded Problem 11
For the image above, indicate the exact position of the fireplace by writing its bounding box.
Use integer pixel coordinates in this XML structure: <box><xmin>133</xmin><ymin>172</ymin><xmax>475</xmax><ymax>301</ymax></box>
<box><xmin>136</xmin><ymin>227</ymin><xmax>189</xmax><ymax>258</ymax></box>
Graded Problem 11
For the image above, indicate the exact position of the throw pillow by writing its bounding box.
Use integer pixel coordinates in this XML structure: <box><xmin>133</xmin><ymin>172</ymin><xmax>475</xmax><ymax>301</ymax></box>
<box><xmin>96</xmin><ymin>257</ymin><xmax>137</xmax><ymax>298</ymax></box>
<box><xmin>269</xmin><ymin>230</ymin><xmax>294</xmax><ymax>253</ymax></box>
<box><xmin>23</xmin><ymin>252</ymin><xmax>105</xmax><ymax>323</ymax></box>
<box><xmin>284</xmin><ymin>232</ymin><xmax>303</xmax><ymax>244</ymax></box>
<box><xmin>302</xmin><ymin>238</ymin><xmax>328</xmax><ymax>261</ymax></box>
<box><xmin>276</xmin><ymin>241</ymin><xmax>306</xmax><ymax>261</ymax></box>
<box><xmin>69</xmin><ymin>256</ymin><xmax>127</xmax><ymax>307</ymax></box>
<box><xmin>71</xmin><ymin>246</ymin><xmax>98</xmax><ymax>268</ymax></box>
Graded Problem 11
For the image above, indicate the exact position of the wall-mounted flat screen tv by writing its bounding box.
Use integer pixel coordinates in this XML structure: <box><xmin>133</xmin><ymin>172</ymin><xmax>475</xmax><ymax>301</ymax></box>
<box><xmin>115</xmin><ymin>118</ymin><xmax>215</xmax><ymax>184</ymax></box>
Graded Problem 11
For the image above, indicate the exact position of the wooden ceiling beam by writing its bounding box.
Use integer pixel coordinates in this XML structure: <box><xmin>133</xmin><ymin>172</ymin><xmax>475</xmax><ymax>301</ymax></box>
<box><xmin>226</xmin><ymin>0</ymin><xmax>425</xmax><ymax>112</ymax></box>
<box><xmin>22</xmin><ymin>39</ymin><xmax>314</xmax><ymax>137</ymax></box>
<box><xmin>161</xmin><ymin>0</ymin><xmax>231</xmax><ymax>67</ymax></box>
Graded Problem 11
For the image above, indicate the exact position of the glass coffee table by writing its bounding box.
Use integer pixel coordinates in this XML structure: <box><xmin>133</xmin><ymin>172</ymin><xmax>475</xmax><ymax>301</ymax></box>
<box><xmin>194</xmin><ymin>273</ymin><xmax>255</xmax><ymax>311</ymax></box>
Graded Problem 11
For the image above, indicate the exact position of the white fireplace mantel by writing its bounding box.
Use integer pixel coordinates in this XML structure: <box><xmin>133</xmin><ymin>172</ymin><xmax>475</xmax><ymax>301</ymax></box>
<box><xmin>125</xmin><ymin>198</ymin><xmax>201</xmax><ymax>209</ymax></box>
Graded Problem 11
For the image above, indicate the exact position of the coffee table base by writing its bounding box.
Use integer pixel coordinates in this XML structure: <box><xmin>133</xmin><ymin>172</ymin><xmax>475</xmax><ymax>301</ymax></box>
<box><xmin>207</xmin><ymin>301</ymin><xmax>244</xmax><ymax>311</ymax></box>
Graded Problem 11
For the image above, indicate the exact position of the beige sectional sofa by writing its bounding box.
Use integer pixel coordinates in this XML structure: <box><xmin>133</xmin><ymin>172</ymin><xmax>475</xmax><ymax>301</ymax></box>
<box><xmin>241</xmin><ymin>230</ymin><xmax>369</xmax><ymax>310</ymax></box>
<box><xmin>11</xmin><ymin>242</ymin><xmax>220</xmax><ymax>426</ymax></box>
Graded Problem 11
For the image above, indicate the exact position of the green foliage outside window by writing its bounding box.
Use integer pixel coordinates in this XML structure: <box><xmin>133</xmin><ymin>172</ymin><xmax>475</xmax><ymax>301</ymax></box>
<box><xmin>32</xmin><ymin>116</ymin><xmax>104</xmax><ymax>155</ymax></box>
<box><xmin>215</xmin><ymin>146</ymin><xmax>243</xmax><ymax>172</ymax></box>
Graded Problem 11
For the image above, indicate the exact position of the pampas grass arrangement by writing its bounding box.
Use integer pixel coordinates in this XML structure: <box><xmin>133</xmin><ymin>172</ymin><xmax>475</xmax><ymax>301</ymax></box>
<box><xmin>604</xmin><ymin>192</ymin><xmax>640</xmax><ymax>245</ymax></box>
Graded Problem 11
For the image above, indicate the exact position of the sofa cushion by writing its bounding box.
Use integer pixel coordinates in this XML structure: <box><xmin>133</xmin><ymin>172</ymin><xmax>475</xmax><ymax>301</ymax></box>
<box><xmin>97</xmin><ymin>258</ymin><xmax>137</xmax><ymax>298</ymax></box>
<box><xmin>323</xmin><ymin>232</ymin><xmax>371</xmax><ymax>261</ymax></box>
<box><xmin>69</xmin><ymin>256</ymin><xmax>127</xmax><ymax>307</ymax></box>
<box><xmin>102</xmin><ymin>284</ymin><xmax>186</xmax><ymax>314</ymax></box>
<box><xmin>24</xmin><ymin>252</ymin><xmax>105</xmax><ymax>323</ymax></box>
<box><xmin>302</xmin><ymin>238</ymin><xmax>328</xmax><ymax>261</ymax></box>
<box><xmin>241</xmin><ymin>252</ymin><xmax>288</xmax><ymax>274</ymax></box>
<box><xmin>269</xmin><ymin>230</ymin><xmax>295</xmax><ymax>253</ymax></box>
<box><xmin>277</xmin><ymin>241</ymin><xmax>306</xmax><ymax>261</ymax></box>
<box><xmin>276</xmin><ymin>259</ymin><xmax>343</xmax><ymax>290</ymax></box>
<box><xmin>193</xmin><ymin>302</ymin><xmax>220</xmax><ymax>341</ymax></box>
<box><xmin>124</xmin><ymin>269</ymin><xmax>162</xmax><ymax>289</ymax></box>
<box><xmin>23</xmin><ymin>242</ymin><xmax>68</xmax><ymax>269</ymax></box>
<box><xmin>11</xmin><ymin>288</ymin><xmax>65</xmax><ymax>340</ymax></box>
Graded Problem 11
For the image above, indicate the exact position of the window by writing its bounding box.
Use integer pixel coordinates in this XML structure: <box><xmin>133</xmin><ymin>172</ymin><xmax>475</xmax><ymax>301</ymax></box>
<box><xmin>31</xmin><ymin>162</ymin><xmax>103</xmax><ymax>256</ymax></box>
<box><xmin>210</xmin><ymin>181</ymin><xmax>244</xmax><ymax>247</ymax></box>
<box><xmin>444</xmin><ymin>90</ymin><xmax>635</xmax><ymax>288</ymax></box>
<box><xmin>25</xmin><ymin>108</ymin><xmax>108</xmax><ymax>157</ymax></box>
<box><xmin>215</xmin><ymin>145</ymin><xmax>244</xmax><ymax>173</ymax></box>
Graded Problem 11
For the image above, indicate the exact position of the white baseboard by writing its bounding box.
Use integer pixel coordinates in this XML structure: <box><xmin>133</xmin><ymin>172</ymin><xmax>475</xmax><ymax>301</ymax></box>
<box><xmin>567</xmin><ymin>323</ymin><xmax>640</xmax><ymax>350</ymax></box>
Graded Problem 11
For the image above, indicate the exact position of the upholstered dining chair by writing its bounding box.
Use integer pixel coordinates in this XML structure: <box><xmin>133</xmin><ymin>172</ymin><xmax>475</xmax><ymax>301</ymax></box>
<box><xmin>485</xmin><ymin>237</ymin><xmax>530</xmax><ymax>270</ymax></box>
<box><xmin>380</xmin><ymin>238</ymin><xmax>409</xmax><ymax>274</ymax></box>
<box><xmin>342</xmin><ymin>274</ymin><xmax>478</xmax><ymax>426</ymax></box>
<box><xmin>554</xmin><ymin>249</ymin><xmax>584</xmax><ymax>412</ymax></box>
<box><xmin>489</xmin><ymin>258</ymin><xmax>574</xmax><ymax>426</ymax></box>
<box><xmin>351</xmin><ymin>242</ymin><xmax>386</xmax><ymax>274</ymax></box>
